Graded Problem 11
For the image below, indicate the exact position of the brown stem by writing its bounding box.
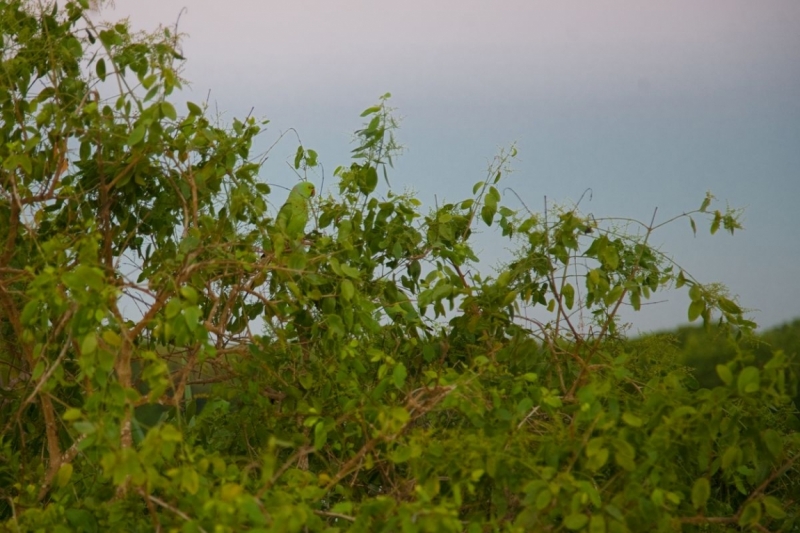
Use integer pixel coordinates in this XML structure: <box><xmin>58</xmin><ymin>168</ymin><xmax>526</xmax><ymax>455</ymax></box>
<box><xmin>37</xmin><ymin>393</ymin><xmax>62</xmax><ymax>501</ymax></box>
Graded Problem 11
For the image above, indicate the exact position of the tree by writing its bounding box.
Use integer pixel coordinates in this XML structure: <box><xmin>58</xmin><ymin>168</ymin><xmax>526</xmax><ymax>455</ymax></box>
<box><xmin>1</xmin><ymin>1</ymin><xmax>797</xmax><ymax>531</ymax></box>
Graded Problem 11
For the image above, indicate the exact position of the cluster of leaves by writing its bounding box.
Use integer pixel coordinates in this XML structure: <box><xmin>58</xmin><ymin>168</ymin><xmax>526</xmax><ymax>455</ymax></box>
<box><xmin>1</xmin><ymin>1</ymin><xmax>798</xmax><ymax>532</ymax></box>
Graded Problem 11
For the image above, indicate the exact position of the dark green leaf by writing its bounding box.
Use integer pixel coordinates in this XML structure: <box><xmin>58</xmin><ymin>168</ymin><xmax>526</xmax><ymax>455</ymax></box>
<box><xmin>96</xmin><ymin>58</ymin><xmax>106</xmax><ymax>81</ymax></box>
<box><xmin>481</xmin><ymin>204</ymin><xmax>496</xmax><ymax>226</ymax></box>
<box><xmin>691</xmin><ymin>478</ymin><xmax>710</xmax><ymax>509</ymax></box>
<box><xmin>738</xmin><ymin>501</ymin><xmax>762</xmax><ymax>527</ymax></box>
<box><xmin>762</xmin><ymin>429</ymin><xmax>783</xmax><ymax>458</ymax></box>
<box><xmin>187</xmin><ymin>101</ymin><xmax>202</xmax><ymax>115</ymax></box>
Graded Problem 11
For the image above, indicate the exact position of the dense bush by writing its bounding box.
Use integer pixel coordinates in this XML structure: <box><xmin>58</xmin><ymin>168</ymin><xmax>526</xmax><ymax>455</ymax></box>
<box><xmin>1</xmin><ymin>2</ymin><xmax>798</xmax><ymax>531</ymax></box>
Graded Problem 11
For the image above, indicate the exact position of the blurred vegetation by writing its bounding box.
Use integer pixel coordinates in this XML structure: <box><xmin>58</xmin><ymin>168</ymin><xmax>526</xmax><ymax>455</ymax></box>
<box><xmin>1</xmin><ymin>1</ymin><xmax>798</xmax><ymax>532</ymax></box>
<box><xmin>641</xmin><ymin>319</ymin><xmax>800</xmax><ymax>410</ymax></box>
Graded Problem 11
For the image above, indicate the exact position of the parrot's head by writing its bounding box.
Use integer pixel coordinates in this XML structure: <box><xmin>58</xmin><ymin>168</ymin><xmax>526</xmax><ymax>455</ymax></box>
<box><xmin>294</xmin><ymin>182</ymin><xmax>316</xmax><ymax>199</ymax></box>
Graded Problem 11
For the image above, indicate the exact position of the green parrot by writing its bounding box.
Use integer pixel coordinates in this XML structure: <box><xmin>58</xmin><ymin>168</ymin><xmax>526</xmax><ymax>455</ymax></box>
<box><xmin>269</xmin><ymin>181</ymin><xmax>316</xmax><ymax>255</ymax></box>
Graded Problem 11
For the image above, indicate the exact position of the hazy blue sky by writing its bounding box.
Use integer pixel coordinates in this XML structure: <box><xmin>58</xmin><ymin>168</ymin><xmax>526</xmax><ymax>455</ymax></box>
<box><xmin>108</xmin><ymin>1</ymin><xmax>800</xmax><ymax>332</ymax></box>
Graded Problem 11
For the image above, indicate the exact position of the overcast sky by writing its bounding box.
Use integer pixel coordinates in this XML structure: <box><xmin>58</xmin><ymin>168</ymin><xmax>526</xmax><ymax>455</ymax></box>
<box><xmin>106</xmin><ymin>0</ymin><xmax>800</xmax><ymax>332</ymax></box>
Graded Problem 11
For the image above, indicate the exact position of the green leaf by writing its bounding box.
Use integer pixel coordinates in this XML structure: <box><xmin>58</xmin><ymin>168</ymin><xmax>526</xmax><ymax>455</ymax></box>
<box><xmin>56</xmin><ymin>463</ymin><xmax>73</xmax><ymax>488</ymax></box>
<box><xmin>391</xmin><ymin>444</ymin><xmax>413</xmax><ymax>464</ymax></box>
<box><xmin>73</xmin><ymin>421</ymin><xmax>96</xmax><ymax>434</ymax></box>
<box><xmin>622</xmin><ymin>412</ymin><xmax>643</xmax><ymax>428</ymax></box>
<box><xmin>314</xmin><ymin>422</ymin><xmax>328</xmax><ymax>450</ymax></box>
<box><xmin>721</xmin><ymin>445</ymin><xmax>741</xmax><ymax>470</ymax></box>
<box><xmin>329</xmin><ymin>257</ymin><xmax>344</xmax><ymax>277</ymax></box>
<box><xmin>183</xmin><ymin>306</ymin><xmax>202</xmax><ymax>331</ymax></box>
<box><xmin>689</xmin><ymin>285</ymin><xmax>703</xmax><ymax>302</ymax></box>
<box><xmin>613</xmin><ymin>439</ymin><xmax>636</xmax><ymax>472</ymax></box>
<box><xmin>587</xmin><ymin>448</ymin><xmax>609</xmax><ymax>471</ymax></box>
<box><xmin>543</xmin><ymin>395</ymin><xmax>562</xmax><ymax>408</ymax></box>
<box><xmin>487</xmin><ymin>186</ymin><xmax>500</xmax><ymax>205</ymax></box>
<box><xmin>161</xmin><ymin>101</ymin><xmax>177</xmax><ymax>120</ymax></box>
<box><xmin>82</xmin><ymin>334</ymin><xmax>98</xmax><ymax>355</ymax></box>
<box><xmin>165</xmin><ymin>298</ymin><xmax>181</xmax><ymax>319</ymax></box>
<box><xmin>589</xmin><ymin>515</ymin><xmax>606</xmax><ymax>533</ymax></box>
<box><xmin>392</xmin><ymin>363</ymin><xmax>407</xmax><ymax>389</ymax></box>
<box><xmin>601</xmin><ymin>246</ymin><xmax>619</xmax><ymax>269</ymax></box>
<box><xmin>718</xmin><ymin>297</ymin><xmax>741</xmax><ymax>315</ymax></box>
<box><xmin>562</xmin><ymin>283</ymin><xmax>575</xmax><ymax>310</ymax></box>
<box><xmin>763</xmin><ymin>496</ymin><xmax>786</xmax><ymax>519</ymax></box>
<box><xmin>691</xmin><ymin>477</ymin><xmax>710</xmax><ymax>509</ymax></box>
<box><xmin>31</xmin><ymin>360</ymin><xmax>45</xmax><ymax>380</ymax></box>
<box><xmin>363</xmin><ymin>166</ymin><xmax>378</xmax><ymax>194</ymax></box>
<box><xmin>95</xmin><ymin>58</ymin><xmax>106</xmax><ymax>81</ymax></box>
<box><xmin>481</xmin><ymin>204</ymin><xmax>496</xmax><ymax>226</ymax></box>
<box><xmin>564</xmin><ymin>514</ymin><xmax>588</xmax><ymax>530</ymax></box>
<box><xmin>340</xmin><ymin>279</ymin><xmax>355</xmax><ymax>301</ymax></box>
<box><xmin>650</xmin><ymin>488</ymin><xmax>664</xmax><ymax>506</ymax></box>
<box><xmin>187</xmin><ymin>101</ymin><xmax>202</xmax><ymax>116</ymax></box>
<box><xmin>689</xmin><ymin>216</ymin><xmax>697</xmax><ymax>235</ymax></box>
<box><xmin>738</xmin><ymin>501</ymin><xmax>762</xmax><ymax>527</ymax></box>
<box><xmin>75</xmin><ymin>265</ymin><xmax>105</xmax><ymax>291</ymax></box>
<box><xmin>762</xmin><ymin>429</ymin><xmax>782</xmax><ymax>457</ymax></box>
<box><xmin>21</xmin><ymin>301</ymin><xmax>39</xmax><ymax>325</ymax></box>
<box><xmin>688</xmin><ymin>300</ymin><xmax>704</xmax><ymax>322</ymax></box>
<box><xmin>535</xmin><ymin>489</ymin><xmax>552</xmax><ymax>510</ymax></box>
<box><xmin>710</xmin><ymin>212</ymin><xmax>721</xmax><ymax>235</ymax></box>
<box><xmin>63</xmin><ymin>408</ymin><xmax>83</xmax><ymax>421</ymax></box>
<box><xmin>737</xmin><ymin>366</ymin><xmax>760</xmax><ymax>394</ymax></box>
<box><xmin>340</xmin><ymin>264</ymin><xmax>361</xmax><ymax>279</ymax></box>
<box><xmin>360</xmin><ymin>105</ymin><xmax>381</xmax><ymax>117</ymax></box>
<box><xmin>629</xmin><ymin>289</ymin><xmax>641</xmax><ymax>311</ymax></box>
<box><xmin>127</xmin><ymin>123</ymin><xmax>146</xmax><ymax>146</ymax></box>
<box><xmin>365</xmin><ymin>115</ymin><xmax>380</xmax><ymax>132</ymax></box>
<box><xmin>65</xmin><ymin>508</ymin><xmax>97</xmax><ymax>532</ymax></box>
<box><xmin>716</xmin><ymin>364</ymin><xmax>733</xmax><ymax>385</ymax></box>
<box><xmin>180</xmin><ymin>286</ymin><xmax>198</xmax><ymax>304</ymax></box>
<box><xmin>604</xmin><ymin>285</ymin><xmax>624</xmax><ymax>306</ymax></box>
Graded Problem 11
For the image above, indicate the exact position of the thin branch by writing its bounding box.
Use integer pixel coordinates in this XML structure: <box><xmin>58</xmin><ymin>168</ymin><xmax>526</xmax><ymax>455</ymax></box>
<box><xmin>140</xmin><ymin>491</ymin><xmax>207</xmax><ymax>533</ymax></box>
<box><xmin>314</xmin><ymin>510</ymin><xmax>356</xmax><ymax>522</ymax></box>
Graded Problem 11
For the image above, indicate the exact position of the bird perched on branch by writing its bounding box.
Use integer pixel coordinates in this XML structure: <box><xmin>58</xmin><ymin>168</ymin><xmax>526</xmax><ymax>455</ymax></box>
<box><xmin>277</xmin><ymin>182</ymin><xmax>315</xmax><ymax>241</ymax></box>
<box><xmin>268</xmin><ymin>181</ymin><xmax>316</xmax><ymax>257</ymax></box>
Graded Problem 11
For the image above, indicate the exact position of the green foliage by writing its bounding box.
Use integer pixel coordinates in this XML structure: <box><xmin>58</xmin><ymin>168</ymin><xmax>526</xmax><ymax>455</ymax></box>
<box><xmin>1</xmin><ymin>2</ymin><xmax>798</xmax><ymax>532</ymax></box>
